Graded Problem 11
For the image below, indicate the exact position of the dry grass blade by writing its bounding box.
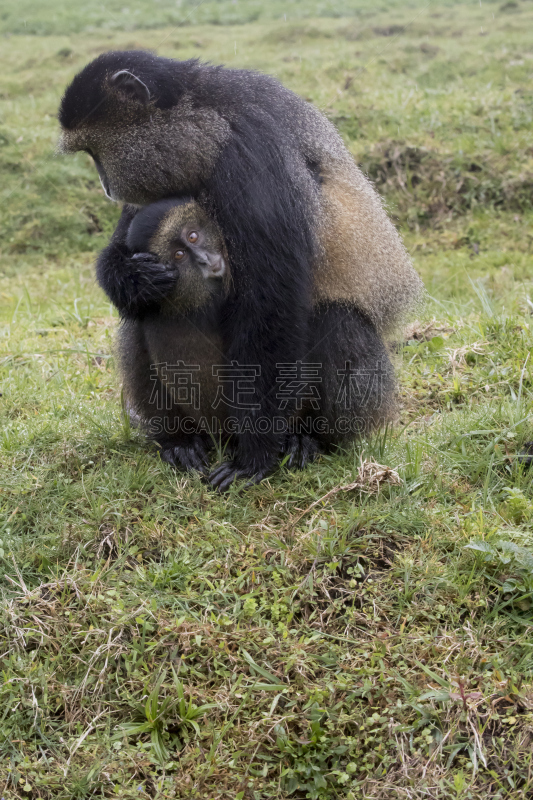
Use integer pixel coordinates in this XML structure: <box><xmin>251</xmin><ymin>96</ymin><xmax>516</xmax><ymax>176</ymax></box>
<box><xmin>447</xmin><ymin>341</ymin><xmax>487</xmax><ymax>376</ymax></box>
<box><xmin>404</xmin><ymin>318</ymin><xmax>455</xmax><ymax>342</ymax></box>
<box><xmin>291</xmin><ymin>458</ymin><xmax>402</xmax><ymax>526</ymax></box>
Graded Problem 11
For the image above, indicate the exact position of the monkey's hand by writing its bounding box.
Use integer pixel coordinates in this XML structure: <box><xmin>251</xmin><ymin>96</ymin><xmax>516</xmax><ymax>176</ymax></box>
<box><xmin>159</xmin><ymin>435</ymin><xmax>209</xmax><ymax>474</ymax></box>
<box><xmin>208</xmin><ymin>457</ymin><xmax>274</xmax><ymax>492</ymax></box>
<box><xmin>97</xmin><ymin>245</ymin><xmax>178</xmax><ymax>317</ymax></box>
<box><xmin>125</xmin><ymin>252</ymin><xmax>179</xmax><ymax>315</ymax></box>
<box><xmin>281</xmin><ymin>433</ymin><xmax>320</xmax><ymax>470</ymax></box>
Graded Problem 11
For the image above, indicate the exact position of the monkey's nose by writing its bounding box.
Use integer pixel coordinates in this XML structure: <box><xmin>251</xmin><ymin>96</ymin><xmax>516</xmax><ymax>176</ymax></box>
<box><xmin>210</xmin><ymin>258</ymin><xmax>224</xmax><ymax>275</ymax></box>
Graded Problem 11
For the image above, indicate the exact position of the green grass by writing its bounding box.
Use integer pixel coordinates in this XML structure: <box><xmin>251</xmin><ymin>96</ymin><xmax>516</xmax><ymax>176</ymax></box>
<box><xmin>0</xmin><ymin>0</ymin><xmax>502</xmax><ymax>36</ymax></box>
<box><xmin>1</xmin><ymin>1</ymin><xmax>533</xmax><ymax>798</ymax></box>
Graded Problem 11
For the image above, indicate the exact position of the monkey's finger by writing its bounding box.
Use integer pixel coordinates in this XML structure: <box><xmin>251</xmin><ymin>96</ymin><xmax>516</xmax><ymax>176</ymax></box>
<box><xmin>133</xmin><ymin>263</ymin><xmax>174</xmax><ymax>279</ymax></box>
<box><xmin>192</xmin><ymin>438</ymin><xmax>210</xmax><ymax>464</ymax></box>
<box><xmin>130</xmin><ymin>255</ymin><xmax>173</xmax><ymax>277</ymax></box>
<box><xmin>143</xmin><ymin>262</ymin><xmax>180</xmax><ymax>282</ymax></box>
<box><xmin>208</xmin><ymin>461</ymin><xmax>236</xmax><ymax>486</ymax></box>
<box><xmin>297</xmin><ymin>435</ymin><xmax>320</xmax><ymax>470</ymax></box>
<box><xmin>154</xmin><ymin>268</ymin><xmax>179</xmax><ymax>284</ymax></box>
<box><xmin>160</xmin><ymin>445</ymin><xmax>206</xmax><ymax>474</ymax></box>
<box><xmin>184</xmin><ymin>446</ymin><xmax>208</xmax><ymax>474</ymax></box>
<box><xmin>242</xmin><ymin>467</ymin><xmax>271</xmax><ymax>490</ymax></box>
<box><xmin>208</xmin><ymin>461</ymin><xmax>245</xmax><ymax>491</ymax></box>
<box><xmin>283</xmin><ymin>433</ymin><xmax>320</xmax><ymax>470</ymax></box>
<box><xmin>160</xmin><ymin>447</ymin><xmax>178</xmax><ymax>467</ymax></box>
<box><xmin>159</xmin><ymin>446</ymin><xmax>186</xmax><ymax>468</ymax></box>
<box><xmin>283</xmin><ymin>435</ymin><xmax>300</xmax><ymax>469</ymax></box>
<box><xmin>209</xmin><ymin>462</ymin><xmax>271</xmax><ymax>492</ymax></box>
<box><xmin>131</xmin><ymin>252</ymin><xmax>159</xmax><ymax>261</ymax></box>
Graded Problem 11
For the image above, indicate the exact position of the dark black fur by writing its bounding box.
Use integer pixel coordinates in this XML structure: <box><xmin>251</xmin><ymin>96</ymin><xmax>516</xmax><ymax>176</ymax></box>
<box><xmin>59</xmin><ymin>51</ymin><xmax>313</xmax><ymax>132</ymax></box>
<box><xmin>59</xmin><ymin>52</ymin><xmax>197</xmax><ymax>127</ymax></box>
<box><xmin>125</xmin><ymin>197</ymin><xmax>193</xmax><ymax>253</ymax></box>
<box><xmin>306</xmin><ymin>303</ymin><xmax>395</xmax><ymax>445</ymax></box>
<box><xmin>202</xmin><ymin>114</ymin><xmax>316</xmax><ymax>480</ymax></box>
<box><xmin>95</xmin><ymin>206</ymin><xmax>181</xmax><ymax>319</ymax></box>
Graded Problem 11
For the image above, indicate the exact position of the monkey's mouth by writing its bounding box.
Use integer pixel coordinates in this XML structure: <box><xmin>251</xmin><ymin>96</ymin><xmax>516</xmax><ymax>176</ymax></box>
<box><xmin>199</xmin><ymin>255</ymin><xmax>226</xmax><ymax>280</ymax></box>
<box><xmin>92</xmin><ymin>156</ymin><xmax>116</xmax><ymax>201</ymax></box>
<box><xmin>98</xmin><ymin>174</ymin><xmax>114</xmax><ymax>200</ymax></box>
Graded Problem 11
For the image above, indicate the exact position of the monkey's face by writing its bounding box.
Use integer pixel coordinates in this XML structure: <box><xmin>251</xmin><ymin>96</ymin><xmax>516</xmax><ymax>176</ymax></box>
<box><xmin>58</xmin><ymin>53</ymin><xmax>231</xmax><ymax>205</ymax></box>
<box><xmin>154</xmin><ymin>208</ymin><xmax>227</xmax><ymax>283</ymax></box>
<box><xmin>154</xmin><ymin>206</ymin><xmax>229</xmax><ymax>311</ymax></box>
<box><xmin>127</xmin><ymin>200</ymin><xmax>229</xmax><ymax>311</ymax></box>
<box><xmin>167</xmin><ymin>226</ymin><xmax>226</xmax><ymax>282</ymax></box>
<box><xmin>61</xmin><ymin>118</ymin><xmax>202</xmax><ymax>205</ymax></box>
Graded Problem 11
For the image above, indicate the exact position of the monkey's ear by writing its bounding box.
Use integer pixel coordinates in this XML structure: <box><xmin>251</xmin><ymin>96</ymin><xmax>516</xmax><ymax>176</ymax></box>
<box><xmin>110</xmin><ymin>70</ymin><xmax>151</xmax><ymax>105</ymax></box>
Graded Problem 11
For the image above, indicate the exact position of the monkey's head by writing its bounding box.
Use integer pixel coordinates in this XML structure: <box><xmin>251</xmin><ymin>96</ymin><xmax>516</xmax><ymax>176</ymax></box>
<box><xmin>127</xmin><ymin>197</ymin><xmax>229</xmax><ymax>311</ymax></box>
<box><xmin>58</xmin><ymin>51</ymin><xmax>230</xmax><ymax>204</ymax></box>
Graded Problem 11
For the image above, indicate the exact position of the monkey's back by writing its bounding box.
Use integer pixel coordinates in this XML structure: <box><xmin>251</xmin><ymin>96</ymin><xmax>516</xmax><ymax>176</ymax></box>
<box><xmin>190</xmin><ymin>67</ymin><xmax>424</xmax><ymax>331</ymax></box>
<box><xmin>287</xmin><ymin>100</ymin><xmax>423</xmax><ymax>332</ymax></box>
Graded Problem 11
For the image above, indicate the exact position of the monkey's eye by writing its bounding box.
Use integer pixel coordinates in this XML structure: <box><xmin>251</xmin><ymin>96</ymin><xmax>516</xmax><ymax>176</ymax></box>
<box><xmin>188</xmin><ymin>231</ymin><xmax>199</xmax><ymax>244</ymax></box>
<box><xmin>174</xmin><ymin>250</ymin><xmax>186</xmax><ymax>261</ymax></box>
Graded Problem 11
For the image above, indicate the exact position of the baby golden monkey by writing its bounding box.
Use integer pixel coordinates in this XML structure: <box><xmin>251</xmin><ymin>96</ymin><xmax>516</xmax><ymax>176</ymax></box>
<box><xmin>118</xmin><ymin>197</ymin><xmax>230</xmax><ymax>474</ymax></box>
<box><xmin>125</xmin><ymin>197</ymin><xmax>229</xmax><ymax>312</ymax></box>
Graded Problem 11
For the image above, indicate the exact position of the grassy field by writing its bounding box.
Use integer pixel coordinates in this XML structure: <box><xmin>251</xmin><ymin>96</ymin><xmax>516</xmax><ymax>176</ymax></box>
<box><xmin>1</xmin><ymin>0</ymin><xmax>533</xmax><ymax>797</ymax></box>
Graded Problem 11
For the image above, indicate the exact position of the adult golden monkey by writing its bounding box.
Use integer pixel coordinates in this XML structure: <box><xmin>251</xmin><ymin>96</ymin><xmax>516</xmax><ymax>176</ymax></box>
<box><xmin>59</xmin><ymin>51</ymin><xmax>423</xmax><ymax>490</ymax></box>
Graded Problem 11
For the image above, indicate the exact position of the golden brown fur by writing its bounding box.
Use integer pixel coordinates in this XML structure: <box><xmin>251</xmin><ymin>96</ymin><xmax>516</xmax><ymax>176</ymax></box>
<box><xmin>315</xmin><ymin>162</ymin><xmax>421</xmax><ymax>331</ymax></box>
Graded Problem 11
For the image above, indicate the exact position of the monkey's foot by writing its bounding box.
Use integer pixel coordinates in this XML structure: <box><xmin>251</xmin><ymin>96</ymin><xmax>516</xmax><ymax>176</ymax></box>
<box><xmin>282</xmin><ymin>433</ymin><xmax>320</xmax><ymax>470</ymax></box>
<box><xmin>159</xmin><ymin>437</ymin><xmax>209</xmax><ymax>474</ymax></box>
<box><xmin>208</xmin><ymin>460</ymin><xmax>271</xmax><ymax>492</ymax></box>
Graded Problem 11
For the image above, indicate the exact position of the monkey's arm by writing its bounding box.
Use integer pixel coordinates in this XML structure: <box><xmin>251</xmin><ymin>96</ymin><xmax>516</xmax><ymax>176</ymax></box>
<box><xmin>96</xmin><ymin>206</ymin><xmax>178</xmax><ymax>318</ymax></box>
<box><xmin>205</xmin><ymin>117</ymin><xmax>317</xmax><ymax>490</ymax></box>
